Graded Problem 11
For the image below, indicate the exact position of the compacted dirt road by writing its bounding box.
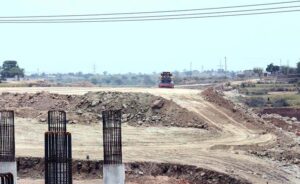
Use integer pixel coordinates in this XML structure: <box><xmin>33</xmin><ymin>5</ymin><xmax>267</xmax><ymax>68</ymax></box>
<box><xmin>1</xmin><ymin>87</ymin><xmax>299</xmax><ymax>184</ymax></box>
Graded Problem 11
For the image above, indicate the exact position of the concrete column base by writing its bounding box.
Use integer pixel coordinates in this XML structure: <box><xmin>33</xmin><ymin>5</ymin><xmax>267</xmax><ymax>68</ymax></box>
<box><xmin>0</xmin><ymin>161</ymin><xmax>17</xmax><ymax>184</ymax></box>
<box><xmin>103</xmin><ymin>164</ymin><xmax>125</xmax><ymax>184</ymax></box>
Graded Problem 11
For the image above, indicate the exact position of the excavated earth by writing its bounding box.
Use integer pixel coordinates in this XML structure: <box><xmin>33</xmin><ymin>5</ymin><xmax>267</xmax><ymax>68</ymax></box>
<box><xmin>0</xmin><ymin>91</ymin><xmax>207</xmax><ymax>129</ymax></box>
<box><xmin>261</xmin><ymin>108</ymin><xmax>300</xmax><ymax>120</ymax></box>
<box><xmin>203</xmin><ymin>88</ymin><xmax>300</xmax><ymax>164</ymax></box>
<box><xmin>0</xmin><ymin>87</ymin><xmax>299</xmax><ymax>184</ymax></box>
<box><xmin>17</xmin><ymin>157</ymin><xmax>249</xmax><ymax>184</ymax></box>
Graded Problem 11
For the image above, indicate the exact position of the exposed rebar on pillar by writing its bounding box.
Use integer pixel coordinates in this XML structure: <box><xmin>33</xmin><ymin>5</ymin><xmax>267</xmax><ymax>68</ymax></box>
<box><xmin>0</xmin><ymin>173</ymin><xmax>14</xmax><ymax>184</ymax></box>
<box><xmin>0</xmin><ymin>111</ymin><xmax>15</xmax><ymax>162</ymax></box>
<box><xmin>45</xmin><ymin>111</ymin><xmax>72</xmax><ymax>184</ymax></box>
<box><xmin>102</xmin><ymin>109</ymin><xmax>125</xmax><ymax>184</ymax></box>
<box><xmin>0</xmin><ymin>111</ymin><xmax>17</xmax><ymax>184</ymax></box>
<box><xmin>45</xmin><ymin>132</ymin><xmax>72</xmax><ymax>184</ymax></box>
<box><xmin>48</xmin><ymin>111</ymin><xmax>67</xmax><ymax>132</ymax></box>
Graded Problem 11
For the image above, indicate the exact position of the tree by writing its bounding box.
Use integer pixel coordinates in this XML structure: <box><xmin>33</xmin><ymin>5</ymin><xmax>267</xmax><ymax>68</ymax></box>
<box><xmin>280</xmin><ymin>66</ymin><xmax>295</xmax><ymax>75</ymax></box>
<box><xmin>266</xmin><ymin>63</ymin><xmax>280</xmax><ymax>74</ymax></box>
<box><xmin>90</xmin><ymin>77</ymin><xmax>99</xmax><ymax>84</ymax></box>
<box><xmin>113</xmin><ymin>78</ymin><xmax>123</xmax><ymax>85</ymax></box>
<box><xmin>253</xmin><ymin>67</ymin><xmax>263</xmax><ymax>78</ymax></box>
<box><xmin>0</xmin><ymin>60</ymin><xmax>25</xmax><ymax>79</ymax></box>
<box><xmin>143</xmin><ymin>75</ymin><xmax>155</xmax><ymax>85</ymax></box>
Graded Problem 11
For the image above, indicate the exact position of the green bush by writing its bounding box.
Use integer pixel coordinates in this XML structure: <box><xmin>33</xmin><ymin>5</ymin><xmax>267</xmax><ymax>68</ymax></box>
<box><xmin>241</xmin><ymin>82</ymin><xmax>256</xmax><ymax>88</ymax></box>
<box><xmin>250</xmin><ymin>90</ymin><xmax>268</xmax><ymax>95</ymax></box>
<box><xmin>272</xmin><ymin>99</ymin><xmax>289</xmax><ymax>107</ymax></box>
<box><xmin>245</xmin><ymin>97</ymin><xmax>266</xmax><ymax>107</ymax></box>
<box><xmin>270</xmin><ymin>87</ymin><xmax>289</xmax><ymax>92</ymax></box>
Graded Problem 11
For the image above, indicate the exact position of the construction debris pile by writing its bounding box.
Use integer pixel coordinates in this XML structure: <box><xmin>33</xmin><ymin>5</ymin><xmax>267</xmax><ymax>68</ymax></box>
<box><xmin>0</xmin><ymin>91</ymin><xmax>207</xmax><ymax>129</ymax></box>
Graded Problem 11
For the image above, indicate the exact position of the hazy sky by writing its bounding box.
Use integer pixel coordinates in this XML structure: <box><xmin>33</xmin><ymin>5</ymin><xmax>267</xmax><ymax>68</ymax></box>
<box><xmin>0</xmin><ymin>0</ymin><xmax>299</xmax><ymax>74</ymax></box>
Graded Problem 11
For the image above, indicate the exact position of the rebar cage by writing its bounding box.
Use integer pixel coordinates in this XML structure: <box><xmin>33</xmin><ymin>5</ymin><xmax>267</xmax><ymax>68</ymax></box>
<box><xmin>48</xmin><ymin>111</ymin><xmax>67</xmax><ymax>132</ymax></box>
<box><xmin>102</xmin><ymin>110</ymin><xmax>122</xmax><ymax>165</ymax></box>
<box><xmin>0</xmin><ymin>173</ymin><xmax>14</xmax><ymax>184</ymax></box>
<box><xmin>45</xmin><ymin>111</ymin><xmax>72</xmax><ymax>184</ymax></box>
<box><xmin>45</xmin><ymin>132</ymin><xmax>72</xmax><ymax>184</ymax></box>
<box><xmin>0</xmin><ymin>111</ymin><xmax>15</xmax><ymax>162</ymax></box>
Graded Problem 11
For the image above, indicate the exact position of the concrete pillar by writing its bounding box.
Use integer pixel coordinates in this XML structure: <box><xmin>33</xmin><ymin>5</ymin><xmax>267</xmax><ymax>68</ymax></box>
<box><xmin>0</xmin><ymin>110</ymin><xmax>17</xmax><ymax>184</ymax></box>
<box><xmin>0</xmin><ymin>162</ymin><xmax>17</xmax><ymax>184</ymax></box>
<box><xmin>103</xmin><ymin>164</ymin><xmax>125</xmax><ymax>184</ymax></box>
<box><xmin>45</xmin><ymin>111</ymin><xmax>72</xmax><ymax>184</ymax></box>
<box><xmin>102</xmin><ymin>110</ymin><xmax>125</xmax><ymax>184</ymax></box>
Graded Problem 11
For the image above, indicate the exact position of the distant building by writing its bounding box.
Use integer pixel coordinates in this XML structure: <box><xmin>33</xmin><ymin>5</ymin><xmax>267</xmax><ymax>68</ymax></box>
<box><xmin>243</xmin><ymin>70</ymin><xmax>256</xmax><ymax>78</ymax></box>
<box><xmin>217</xmin><ymin>69</ymin><xmax>225</xmax><ymax>73</ymax></box>
<box><xmin>3</xmin><ymin>76</ymin><xmax>24</xmax><ymax>82</ymax></box>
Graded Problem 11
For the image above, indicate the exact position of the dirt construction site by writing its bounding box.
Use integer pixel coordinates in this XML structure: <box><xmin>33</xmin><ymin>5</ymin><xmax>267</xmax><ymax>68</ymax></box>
<box><xmin>0</xmin><ymin>87</ymin><xmax>299</xmax><ymax>184</ymax></box>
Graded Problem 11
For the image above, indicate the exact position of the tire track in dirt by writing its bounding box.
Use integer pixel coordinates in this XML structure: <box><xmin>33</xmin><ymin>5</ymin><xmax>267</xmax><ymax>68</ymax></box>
<box><xmin>158</xmin><ymin>92</ymin><xmax>296</xmax><ymax>184</ymax></box>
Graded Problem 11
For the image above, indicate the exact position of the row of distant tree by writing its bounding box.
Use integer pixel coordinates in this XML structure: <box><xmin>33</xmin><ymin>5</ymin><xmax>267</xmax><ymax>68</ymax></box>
<box><xmin>253</xmin><ymin>62</ymin><xmax>300</xmax><ymax>77</ymax></box>
<box><xmin>4</xmin><ymin>60</ymin><xmax>300</xmax><ymax>85</ymax></box>
<box><xmin>29</xmin><ymin>70</ymin><xmax>229</xmax><ymax>86</ymax></box>
<box><xmin>0</xmin><ymin>60</ymin><xmax>25</xmax><ymax>80</ymax></box>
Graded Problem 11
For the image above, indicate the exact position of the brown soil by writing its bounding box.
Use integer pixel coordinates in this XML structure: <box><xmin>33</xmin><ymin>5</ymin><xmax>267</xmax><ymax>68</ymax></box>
<box><xmin>262</xmin><ymin>108</ymin><xmax>300</xmax><ymax>120</ymax></box>
<box><xmin>0</xmin><ymin>91</ymin><xmax>207</xmax><ymax>129</ymax></box>
<box><xmin>202</xmin><ymin>88</ymin><xmax>300</xmax><ymax>165</ymax></box>
<box><xmin>201</xmin><ymin>87</ymin><xmax>235</xmax><ymax>111</ymax></box>
<box><xmin>0</xmin><ymin>87</ymin><xmax>299</xmax><ymax>184</ymax></box>
<box><xmin>263</xmin><ymin>117</ymin><xmax>300</xmax><ymax>133</ymax></box>
<box><xmin>201</xmin><ymin>87</ymin><xmax>268</xmax><ymax>131</ymax></box>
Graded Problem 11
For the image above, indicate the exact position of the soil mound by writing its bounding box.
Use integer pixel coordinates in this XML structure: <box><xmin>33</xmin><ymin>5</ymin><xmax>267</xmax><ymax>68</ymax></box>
<box><xmin>0</xmin><ymin>91</ymin><xmax>207</xmax><ymax>129</ymax></box>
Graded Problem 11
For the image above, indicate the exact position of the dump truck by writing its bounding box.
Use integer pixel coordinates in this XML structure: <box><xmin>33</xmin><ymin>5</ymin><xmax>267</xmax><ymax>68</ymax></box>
<box><xmin>159</xmin><ymin>72</ymin><xmax>174</xmax><ymax>88</ymax></box>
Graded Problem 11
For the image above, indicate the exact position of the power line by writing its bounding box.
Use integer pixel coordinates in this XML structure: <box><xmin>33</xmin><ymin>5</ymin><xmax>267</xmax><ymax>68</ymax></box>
<box><xmin>0</xmin><ymin>0</ymin><xmax>299</xmax><ymax>19</ymax></box>
<box><xmin>0</xmin><ymin>9</ymin><xmax>298</xmax><ymax>23</ymax></box>
<box><xmin>0</xmin><ymin>5</ymin><xmax>299</xmax><ymax>22</ymax></box>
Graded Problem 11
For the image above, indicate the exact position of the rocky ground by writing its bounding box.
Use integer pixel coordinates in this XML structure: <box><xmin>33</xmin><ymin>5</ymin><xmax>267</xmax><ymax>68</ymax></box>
<box><xmin>261</xmin><ymin>114</ymin><xmax>300</xmax><ymax>134</ymax></box>
<box><xmin>17</xmin><ymin>157</ymin><xmax>249</xmax><ymax>184</ymax></box>
<box><xmin>0</xmin><ymin>91</ymin><xmax>207</xmax><ymax>129</ymax></box>
<box><xmin>261</xmin><ymin>108</ymin><xmax>300</xmax><ymax>121</ymax></box>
